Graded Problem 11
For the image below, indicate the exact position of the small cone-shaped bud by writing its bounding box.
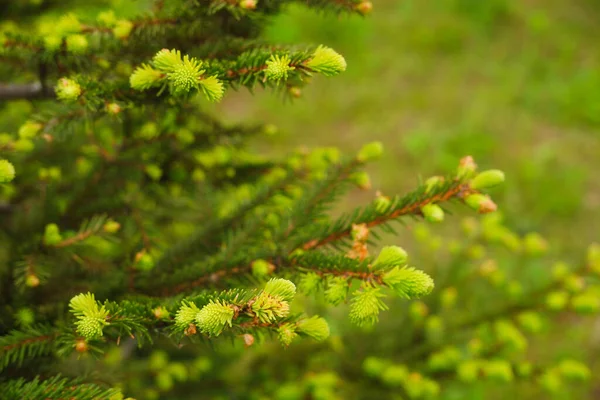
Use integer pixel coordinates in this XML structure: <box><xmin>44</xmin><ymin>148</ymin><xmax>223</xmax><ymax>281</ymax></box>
<box><xmin>349</xmin><ymin>286</ymin><xmax>388</xmax><ymax>326</ymax></box>
<box><xmin>175</xmin><ymin>302</ymin><xmax>200</xmax><ymax>327</ymax></box>
<box><xmin>382</xmin><ymin>267</ymin><xmax>434</xmax><ymax>299</ymax></box>
<box><xmin>299</xmin><ymin>272</ymin><xmax>321</xmax><ymax>294</ymax></box>
<box><xmin>43</xmin><ymin>223</ymin><xmax>63</xmax><ymax>246</ymax></box>
<box><xmin>199</xmin><ymin>76</ymin><xmax>224</xmax><ymax>102</ymax></box>
<box><xmin>265</xmin><ymin>54</ymin><xmax>294</xmax><ymax>81</ymax></box>
<box><xmin>424</xmin><ymin>176</ymin><xmax>444</xmax><ymax>193</ymax></box>
<box><xmin>251</xmin><ymin>259</ymin><xmax>274</xmax><ymax>277</ymax></box>
<box><xmin>242</xmin><ymin>333</ymin><xmax>255</xmax><ymax>347</ymax></box>
<box><xmin>297</xmin><ymin>316</ymin><xmax>330</xmax><ymax>341</ymax></box>
<box><xmin>457</xmin><ymin>155</ymin><xmax>477</xmax><ymax>179</ymax></box>
<box><xmin>278</xmin><ymin>323</ymin><xmax>298</xmax><ymax>346</ymax></box>
<box><xmin>145</xmin><ymin>164</ymin><xmax>163</xmax><ymax>181</ymax></box>
<box><xmin>103</xmin><ymin>219</ymin><xmax>121</xmax><ymax>233</ymax></box>
<box><xmin>477</xmin><ymin>197</ymin><xmax>497</xmax><ymax>214</ymax></box>
<box><xmin>76</xmin><ymin>315</ymin><xmax>107</xmax><ymax>339</ymax></box>
<box><xmin>306</xmin><ymin>45</ymin><xmax>347</xmax><ymax>76</ymax></box>
<box><xmin>288</xmin><ymin>86</ymin><xmax>302</xmax><ymax>98</ymax></box>
<box><xmin>421</xmin><ymin>203</ymin><xmax>444</xmax><ymax>223</ymax></box>
<box><xmin>239</xmin><ymin>0</ymin><xmax>257</xmax><ymax>8</ymax></box>
<box><xmin>153</xmin><ymin>306</ymin><xmax>169</xmax><ymax>319</ymax></box>
<box><xmin>357</xmin><ymin>141</ymin><xmax>384</xmax><ymax>162</ymax></box>
<box><xmin>324</xmin><ymin>276</ymin><xmax>349</xmax><ymax>305</ymax></box>
<box><xmin>55</xmin><ymin>78</ymin><xmax>81</xmax><ymax>102</ymax></box>
<box><xmin>130</xmin><ymin>64</ymin><xmax>163</xmax><ymax>90</ymax></box>
<box><xmin>66</xmin><ymin>34</ymin><xmax>88</xmax><ymax>54</ymax></box>
<box><xmin>350</xmin><ymin>171</ymin><xmax>371</xmax><ymax>190</ymax></box>
<box><xmin>0</xmin><ymin>159</ymin><xmax>15</xmax><ymax>183</ymax></box>
<box><xmin>374</xmin><ymin>191</ymin><xmax>391</xmax><ymax>213</ymax></box>
<box><xmin>18</xmin><ymin>121</ymin><xmax>43</xmax><ymax>139</ymax></box>
<box><xmin>373</xmin><ymin>245</ymin><xmax>408</xmax><ymax>269</ymax></box>
<box><xmin>134</xmin><ymin>251</ymin><xmax>155</xmax><ymax>271</ymax></box>
<box><xmin>252</xmin><ymin>293</ymin><xmax>290</xmax><ymax>323</ymax></box>
<box><xmin>351</xmin><ymin>223</ymin><xmax>369</xmax><ymax>242</ymax></box>
<box><xmin>195</xmin><ymin>301</ymin><xmax>234</xmax><ymax>336</ymax></box>
<box><xmin>25</xmin><ymin>274</ymin><xmax>40</xmax><ymax>288</ymax></box>
<box><xmin>69</xmin><ymin>292</ymin><xmax>99</xmax><ymax>315</ymax></box>
<box><xmin>184</xmin><ymin>324</ymin><xmax>197</xmax><ymax>336</ymax></box>
<box><xmin>465</xmin><ymin>194</ymin><xmax>497</xmax><ymax>214</ymax></box>
<box><xmin>107</xmin><ymin>103</ymin><xmax>121</xmax><ymax>115</ymax></box>
<box><xmin>69</xmin><ymin>292</ymin><xmax>110</xmax><ymax>341</ymax></box>
<box><xmin>153</xmin><ymin>49</ymin><xmax>183</xmax><ymax>72</ymax></box>
<box><xmin>355</xmin><ymin>1</ymin><xmax>373</xmax><ymax>15</ymax></box>
<box><xmin>15</xmin><ymin>308</ymin><xmax>35</xmax><ymax>327</ymax></box>
<box><xmin>113</xmin><ymin>20</ymin><xmax>134</xmax><ymax>39</ymax></box>
<box><xmin>75</xmin><ymin>339</ymin><xmax>89</xmax><ymax>353</ymax></box>
<box><xmin>263</xmin><ymin>278</ymin><xmax>296</xmax><ymax>301</ymax></box>
<box><xmin>167</xmin><ymin>56</ymin><xmax>203</xmax><ymax>95</ymax></box>
<box><xmin>470</xmin><ymin>169</ymin><xmax>505</xmax><ymax>190</ymax></box>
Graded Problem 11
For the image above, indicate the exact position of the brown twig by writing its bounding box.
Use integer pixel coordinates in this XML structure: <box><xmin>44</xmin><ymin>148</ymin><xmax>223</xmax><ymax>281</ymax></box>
<box><xmin>2</xmin><ymin>333</ymin><xmax>58</xmax><ymax>352</ymax></box>
<box><xmin>302</xmin><ymin>182</ymin><xmax>471</xmax><ymax>251</ymax></box>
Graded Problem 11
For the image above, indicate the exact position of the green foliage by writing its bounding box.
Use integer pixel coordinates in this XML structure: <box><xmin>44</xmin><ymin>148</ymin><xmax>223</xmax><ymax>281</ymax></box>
<box><xmin>1</xmin><ymin>0</ymin><xmax>598</xmax><ymax>399</ymax></box>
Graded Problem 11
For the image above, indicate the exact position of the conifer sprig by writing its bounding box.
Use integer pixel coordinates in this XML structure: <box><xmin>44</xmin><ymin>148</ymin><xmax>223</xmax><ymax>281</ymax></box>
<box><xmin>0</xmin><ymin>325</ymin><xmax>59</xmax><ymax>371</ymax></box>
<box><xmin>301</xmin><ymin>179</ymin><xmax>468</xmax><ymax>251</ymax></box>
<box><xmin>0</xmin><ymin>375</ymin><xmax>124</xmax><ymax>400</ymax></box>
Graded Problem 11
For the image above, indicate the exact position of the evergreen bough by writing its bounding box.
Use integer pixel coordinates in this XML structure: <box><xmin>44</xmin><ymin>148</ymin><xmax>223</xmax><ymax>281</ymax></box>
<box><xmin>0</xmin><ymin>1</ymin><xmax>598</xmax><ymax>399</ymax></box>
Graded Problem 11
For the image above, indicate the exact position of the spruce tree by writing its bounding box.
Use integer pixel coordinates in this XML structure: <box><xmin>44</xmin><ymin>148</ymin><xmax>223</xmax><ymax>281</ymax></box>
<box><xmin>1</xmin><ymin>1</ymin><xmax>599</xmax><ymax>399</ymax></box>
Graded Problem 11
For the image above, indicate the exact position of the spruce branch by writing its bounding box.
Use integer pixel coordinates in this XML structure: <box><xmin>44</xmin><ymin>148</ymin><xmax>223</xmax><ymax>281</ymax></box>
<box><xmin>0</xmin><ymin>375</ymin><xmax>122</xmax><ymax>400</ymax></box>
<box><xmin>301</xmin><ymin>179</ymin><xmax>470</xmax><ymax>251</ymax></box>
<box><xmin>0</xmin><ymin>325</ymin><xmax>59</xmax><ymax>371</ymax></box>
<box><xmin>50</xmin><ymin>215</ymin><xmax>109</xmax><ymax>248</ymax></box>
<box><xmin>143</xmin><ymin>156</ymin><xmax>358</xmax><ymax>295</ymax></box>
<box><xmin>140</xmin><ymin>166</ymin><xmax>304</xmax><ymax>287</ymax></box>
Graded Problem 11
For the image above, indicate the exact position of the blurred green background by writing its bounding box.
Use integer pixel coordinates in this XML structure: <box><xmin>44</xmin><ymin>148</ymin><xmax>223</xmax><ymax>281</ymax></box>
<box><xmin>219</xmin><ymin>0</ymin><xmax>600</xmax><ymax>252</ymax></box>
